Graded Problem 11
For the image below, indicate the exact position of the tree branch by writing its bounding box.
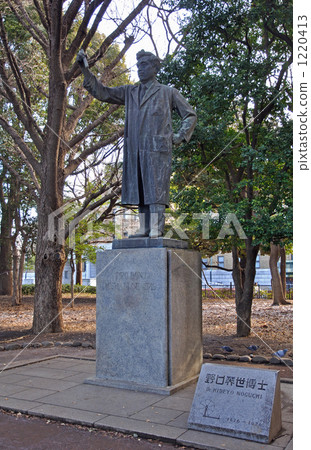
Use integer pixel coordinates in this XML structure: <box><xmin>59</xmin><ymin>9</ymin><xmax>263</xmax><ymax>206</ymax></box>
<box><xmin>63</xmin><ymin>0</ymin><xmax>109</xmax><ymax>66</ymax></box>
<box><xmin>7</xmin><ymin>0</ymin><xmax>48</xmax><ymax>52</ymax></box>
<box><xmin>80</xmin><ymin>0</ymin><xmax>112</xmax><ymax>51</ymax></box>
<box><xmin>79</xmin><ymin>175</ymin><xmax>120</xmax><ymax>216</ymax></box>
<box><xmin>41</xmin><ymin>0</ymin><xmax>51</xmax><ymax>29</ymax></box>
<box><xmin>62</xmin><ymin>0</ymin><xmax>84</xmax><ymax>39</ymax></box>
<box><xmin>100</xmin><ymin>34</ymin><xmax>135</xmax><ymax>82</ymax></box>
<box><xmin>0</xmin><ymin>155</ymin><xmax>39</xmax><ymax>199</ymax></box>
<box><xmin>264</xmin><ymin>22</ymin><xmax>293</xmax><ymax>50</ymax></box>
<box><xmin>64</xmin><ymin>182</ymin><xmax>122</xmax><ymax>240</ymax></box>
<box><xmin>255</xmin><ymin>54</ymin><xmax>293</xmax><ymax>125</ymax></box>
<box><xmin>66</xmin><ymin>0</ymin><xmax>150</xmax><ymax>81</ymax></box>
<box><xmin>202</xmin><ymin>261</ymin><xmax>233</xmax><ymax>272</ymax></box>
<box><xmin>67</xmin><ymin>104</ymin><xmax>120</xmax><ymax>148</ymax></box>
<box><xmin>0</xmin><ymin>16</ymin><xmax>44</xmax><ymax>149</ymax></box>
<box><xmin>0</xmin><ymin>116</ymin><xmax>42</xmax><ymax>178</ymax></box>
<box><xmin>64</xmin><ymin>129</ymin><xmax>124</xmax><ymax>176</ymax></box>
<box><xmin>93</xmin><ymin>0</ymin><xmax>150</xmax><ymax>62</ymax></box>
<box><xmin>33</xmin><ymin>0</ymin><xmax>49</xmax><ymax>31</ymax></box>
<box><xmin>64</xmin><ymin>29</ymin><xmax>132</xmax><ymax>136</ymax></box>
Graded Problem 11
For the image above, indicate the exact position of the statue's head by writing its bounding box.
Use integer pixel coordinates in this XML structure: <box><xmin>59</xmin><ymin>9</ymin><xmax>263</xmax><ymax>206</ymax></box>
<box><xmin>136</xmin><ymin>50</ymin><xmax>161</xmax><ymax>82</ymax></box>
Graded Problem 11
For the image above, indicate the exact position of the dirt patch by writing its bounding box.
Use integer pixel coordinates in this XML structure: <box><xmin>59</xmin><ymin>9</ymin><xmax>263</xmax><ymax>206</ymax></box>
<box><xmin>0</xmin><ymin>295</ymin><xmax>96</xmax><ymax>346</ymax></box>
<box><xmin>0</xmin><ymin>294</ymin><xmax>293</xmax><ymax>377</ymax></box>
<box><xmin>202</xmin><ymin>297</ymin><xmax>293</xmax><ymax>358</ymax></box>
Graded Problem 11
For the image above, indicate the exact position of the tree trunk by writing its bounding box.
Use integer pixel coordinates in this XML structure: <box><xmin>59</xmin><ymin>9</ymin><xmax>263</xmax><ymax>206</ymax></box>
<box><xmin>280</xmin><ymin>246</ymin><xmax>287</xmax><ymax>297</ymax></box>
<box><xmin>75</xmin><ymin>255</ymin><xmax>83</xmax><ymax>285</ymax></box>
<box><xmin>12</xmin><ymin>244</ymin><xmax>22</xmax><ymax>306</ymax></box>
<box><xmin>32</xmin><ymin>1</ymin><xmax>67</xmax><ymax>334</ymax></box>
<box><xmin>232</xmin><ymin>238</ymin><xmax>259</xmax><ymax>337</ymax></box>
<box><xmin>0</xmin><ymin>236</ymin><xmax>12</xmax><ymax>296</ymax></box>
<box><xmin>70</xmin><ymin>250</ymin><xmax>75</xmax><ymax>308</ymax></box>
<box><xmin>0</xmin><ymin>211</ymin><xmax>13</xmax><ymax>295</ymax></box>
<box><xmin>0</xmin><ymin>169</ymin><xmax>14</xmax><ymax>296</ymax></box>
<box><xmin>32</xmin><ymin>190</ymin><xmax>66</xmax><ymax>334</ymax></box>
<box><xmin>269</xmin><ymin>243</ymin><xmax>288</xmax><ymax>305</ymax></box>
<box><xmin>18</xmin><ymin>244</ymin><xmax>26</xmax><ymax>303</ymax></box>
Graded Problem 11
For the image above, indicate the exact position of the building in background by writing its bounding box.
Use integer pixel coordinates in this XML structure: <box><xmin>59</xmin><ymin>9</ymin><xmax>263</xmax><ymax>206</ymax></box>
<box><xmin>22</xmin><ymin>209</ymin><xmax>293</xmax><ymax>289</ymax></box>
<box><xmin>202</xmin><ymin>252</ymin><xmax>293</xmax><ymax>289</ymax></box>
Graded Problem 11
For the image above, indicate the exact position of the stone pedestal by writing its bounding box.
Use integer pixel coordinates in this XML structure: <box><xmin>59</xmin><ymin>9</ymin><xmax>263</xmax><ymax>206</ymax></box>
<box><xmin>85</xmin><ymin>239</ymin><xmax>202</xmax><ymax>395</ymax></box>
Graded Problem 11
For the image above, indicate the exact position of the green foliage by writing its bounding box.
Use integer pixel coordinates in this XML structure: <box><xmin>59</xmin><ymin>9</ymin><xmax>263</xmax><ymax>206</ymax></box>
<box><xmin>161</xmin><ymin>0</ymin><xmax>293</xmax><ymax>256</ymax></box>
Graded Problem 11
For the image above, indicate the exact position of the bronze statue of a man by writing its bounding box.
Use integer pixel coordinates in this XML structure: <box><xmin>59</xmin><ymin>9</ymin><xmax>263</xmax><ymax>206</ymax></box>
<box><xmin>77</xmin><ymin>49</ymin><xmax>197</xmax><ymax>238</ymax></box>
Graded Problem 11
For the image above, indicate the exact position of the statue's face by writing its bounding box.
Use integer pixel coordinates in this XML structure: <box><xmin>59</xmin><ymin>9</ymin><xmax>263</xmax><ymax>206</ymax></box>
<box><xmin>137</xmin><ymin>57</ymin><xmax>156</xmax><ymax>83</ymax></box>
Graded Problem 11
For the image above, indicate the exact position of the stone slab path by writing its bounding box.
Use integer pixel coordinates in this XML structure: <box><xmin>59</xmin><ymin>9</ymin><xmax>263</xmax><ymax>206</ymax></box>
<box><xmin>0</xmin><ymin>356</ymin><xmax>293</xmax><ymax>450</ymax></box>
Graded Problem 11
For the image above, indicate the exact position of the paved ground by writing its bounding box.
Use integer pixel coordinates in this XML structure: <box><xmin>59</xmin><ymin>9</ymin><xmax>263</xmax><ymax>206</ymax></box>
<box><xmin>0</xmin><ymin>353</ymin><xmax>293</xmax><ymax>450</ymax></box>
<box><xmin>0</xmin><ymin>410</ymin><xmax>183</xmax><ymax>449</ymax></box>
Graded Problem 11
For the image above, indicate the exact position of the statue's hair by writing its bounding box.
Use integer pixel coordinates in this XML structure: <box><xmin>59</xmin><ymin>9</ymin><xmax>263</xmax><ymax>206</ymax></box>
<box><xmin>136</xmin><ymin>50</ymin><xmax>161</xmax><ymax>73</ymax></box>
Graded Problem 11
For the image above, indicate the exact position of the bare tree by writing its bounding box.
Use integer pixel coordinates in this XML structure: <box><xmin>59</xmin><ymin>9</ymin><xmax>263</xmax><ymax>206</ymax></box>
<box><xmin>131</xmin><ymin>0</ymin><xmax>188</xmax><ymax>59</ymax></box>
<box><xmin>0</xmin><ymin>0</ymin><xmax>151</xmax><ymax>333</ymax></box>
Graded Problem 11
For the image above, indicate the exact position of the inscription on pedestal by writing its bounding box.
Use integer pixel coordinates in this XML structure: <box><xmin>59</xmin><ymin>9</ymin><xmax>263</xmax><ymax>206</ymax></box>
<box><xmin>95</xmin><ymin>249</ymin><xmax>168</xmax><ymax>386</ymax></box>
<box><xmin>102</xmin><ymin>271</ymin><xmax>157</xmax><ymax>292</ymax></box>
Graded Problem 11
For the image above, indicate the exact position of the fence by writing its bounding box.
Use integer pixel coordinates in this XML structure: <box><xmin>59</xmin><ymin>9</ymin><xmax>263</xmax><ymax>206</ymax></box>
<box><xmin>202</xmin><ymin>283</ymin><xmax>293</xmax><ymax>300</ymax></box>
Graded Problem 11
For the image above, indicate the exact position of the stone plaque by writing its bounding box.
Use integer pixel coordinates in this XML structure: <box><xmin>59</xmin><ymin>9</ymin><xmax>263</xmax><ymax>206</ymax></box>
<box><xmin>188</xmin><ymin>363</ymin><xmax>282</xmax><ymax>443</ymax></box>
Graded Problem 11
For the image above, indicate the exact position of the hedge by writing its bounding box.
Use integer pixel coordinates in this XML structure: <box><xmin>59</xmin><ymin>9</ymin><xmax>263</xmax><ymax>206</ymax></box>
<box><xmin>22</xmin><ymin>284</ymin><xmax>96</xmax><ymax>295</ymax></box>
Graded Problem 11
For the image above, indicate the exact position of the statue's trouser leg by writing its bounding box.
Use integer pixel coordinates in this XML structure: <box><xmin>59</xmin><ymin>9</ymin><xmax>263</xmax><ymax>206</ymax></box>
<box><xmin>149</xmin><ymin>204</ymin><xmax>165</xmax><ymax>238</ymax></box>
<box><xmin>138</xmin><ymin>205</ymin><xmax>150</xmax><ymax>236</ymax></box>
<box><xmin>128</xmin><ymin>153</ymin><xmax>151</xmax><ymax>238</ymax></box>
<box><xmin>128</xmin><ymin>205</ymin><xmax>150</xmax><ymax>238</ymax></box>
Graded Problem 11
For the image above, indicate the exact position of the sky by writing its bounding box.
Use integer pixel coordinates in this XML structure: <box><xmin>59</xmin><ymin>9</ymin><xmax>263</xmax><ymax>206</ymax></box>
<box><xmin>97</xmin><ymin>0</ymin><xmax>185</xmax><ymax>81</ymax></box>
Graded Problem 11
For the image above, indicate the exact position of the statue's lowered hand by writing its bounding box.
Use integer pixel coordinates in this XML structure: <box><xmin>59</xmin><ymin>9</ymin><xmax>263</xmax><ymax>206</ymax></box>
<box><xmin>76</xmin><ymin>49</ymin><xmax>88</xmax><ymax>68</ymax></box>
<box><xmin>172</xmin><ymin>133</ymin><xmax>183</xmax><ymax>145</ymax></box>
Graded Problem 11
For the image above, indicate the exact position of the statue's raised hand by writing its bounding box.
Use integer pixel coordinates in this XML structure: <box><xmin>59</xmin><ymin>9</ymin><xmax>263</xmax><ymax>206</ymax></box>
<box><xmin>76</xmin><ymin>49</ymin><xmax>88</xmax><ymax>68</ymax></box>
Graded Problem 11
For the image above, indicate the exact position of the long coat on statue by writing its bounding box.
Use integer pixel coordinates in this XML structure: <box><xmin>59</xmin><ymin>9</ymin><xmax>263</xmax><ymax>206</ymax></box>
<box><xmin>83</xmin><ymin>73</ymin><xmax>197</xmax><ymax>206</ymax></box>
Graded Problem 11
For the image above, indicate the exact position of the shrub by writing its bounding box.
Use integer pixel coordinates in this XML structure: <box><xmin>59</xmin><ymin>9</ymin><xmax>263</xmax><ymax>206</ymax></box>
<box><xmin>62</xmin><ymin>284</ymin><xmax>96</xmax><ymax>294</ymax></box>
<box><xmin>22</xmin><ymin>284</ymin><xmax>96</xmax><ymax>295</ymax></box>
<box><xmin>22</xmin><ymin>284</ymin><xmax>35</xmax><ymax>295</ymax></box>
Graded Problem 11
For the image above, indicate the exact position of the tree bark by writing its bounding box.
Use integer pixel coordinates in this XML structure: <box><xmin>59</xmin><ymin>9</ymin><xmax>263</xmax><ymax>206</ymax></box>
<box><xmin>18</xmin><ymin>243</ymin><xmax>26</xmax><ymax>302</ymax></box>
<box><xmin>280</xmin><ymin>246</ymin><xmax>287</xmax><ymax>297</ymax></box>
<box><xmin>0</xmin><ymin>179</ymin><xmax>13</xmax><ymax>296</ymax></box>
<box><xmin>232</xmin><ymin>238</ymin><xmax>259</xmax><ymax>337</ymax></box>
<box><xmin>70</xmin><ymin>250</ymin><xmax>75</xmax><ymax>308</ymax></box>
<box><xmin>270</xmin><ymin>243</ymin><xmax>289</xmax><ymax>305</ymax></box>
<box><xmin>32</xmin><ymin>189</ymin><xmax>66</xmax><ymax>334</ymax></box>
<box><xmin>0</xmin><ymin>234</ymin><xmax>12</xmax><ymax>296</ymax></box>
<box><xmin>75</xmin><ymin>255</ymin><xmax>83</xmax><ymax>285</ymax></box>
<box><xmin>12</xmin><ymin>244</ymin><xmax>22</xmax><ymax>306</ymax></box>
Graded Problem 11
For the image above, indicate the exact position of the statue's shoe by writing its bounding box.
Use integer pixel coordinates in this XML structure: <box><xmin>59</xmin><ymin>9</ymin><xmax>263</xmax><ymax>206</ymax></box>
<box><xmin>128</xmin><ymin>232</ymin><xmax>149</xmax><ymax>238</ymax></box>
<box><xmin>149</xmin><ymin>229</ymin><xmax>163</xmax><ymax>238</ymax></box>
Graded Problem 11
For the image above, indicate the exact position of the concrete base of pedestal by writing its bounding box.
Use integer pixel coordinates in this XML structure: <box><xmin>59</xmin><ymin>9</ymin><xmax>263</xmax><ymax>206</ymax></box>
<box><xmin>85</xmin><ymin>241</ymin><xmax>202</xmax><ymax>395</ymax></box>
<box><xmin>84</xmin><ymin>374</ymin><xmax>199</xmax><ymax>396</ymax></box>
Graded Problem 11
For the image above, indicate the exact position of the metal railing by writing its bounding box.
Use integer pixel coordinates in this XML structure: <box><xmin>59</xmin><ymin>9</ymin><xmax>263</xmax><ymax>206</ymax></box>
<box><xmin>202</xmin><ymin>283</ymin><xmax>293</xmax><ymax>300</ymax></box>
